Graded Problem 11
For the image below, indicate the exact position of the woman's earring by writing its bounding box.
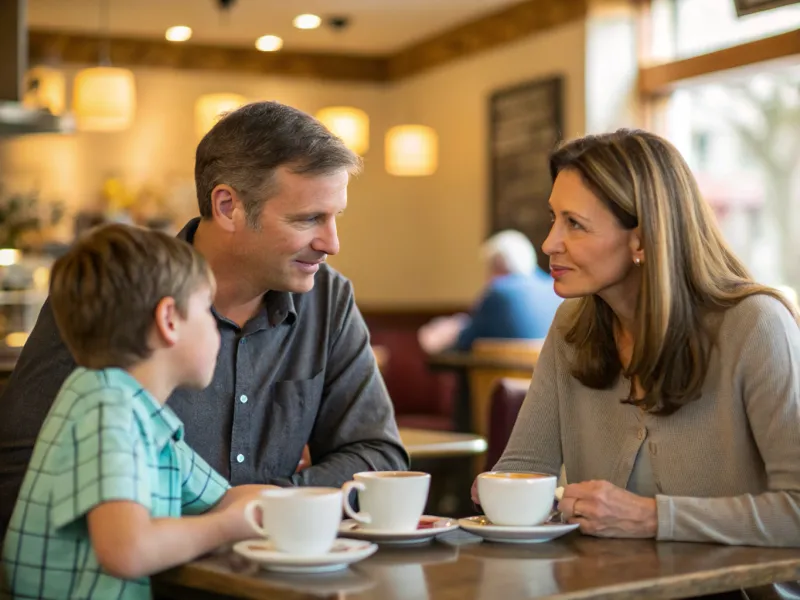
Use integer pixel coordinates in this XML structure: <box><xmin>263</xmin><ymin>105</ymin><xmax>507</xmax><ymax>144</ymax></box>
<box><xmin>634</xmin><ymin>257</ymin><xmax>642</xmax><ymax>266</ymax></box>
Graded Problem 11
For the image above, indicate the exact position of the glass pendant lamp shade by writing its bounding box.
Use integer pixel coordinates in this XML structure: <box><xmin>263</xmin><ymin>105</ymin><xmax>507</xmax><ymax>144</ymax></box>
<box><xmin>73</xmin><ymin>66</ymin><xmax>136</xmax><ymax>132</ymax></box>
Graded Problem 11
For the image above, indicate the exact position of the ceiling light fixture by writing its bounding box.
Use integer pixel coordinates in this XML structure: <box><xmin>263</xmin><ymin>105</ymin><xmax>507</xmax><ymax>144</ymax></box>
<box><xmin>255</xmin><ymin>35</ymin><xmax>283</xmax><ymax>52</ymax></box>
<box><xmin>195</xmin><ymin>93</ymin><xmax>248</xmax><ymax>139</ymax></box>
<box><xmin>293</xmin><ymin>14</ymin><xmax>321</xmax><ymax>29</ymax></box>
<box><xmin>165</xmin><ymin>25</ymin><xmax>192</xmax><ymax>42</ymax></box>
<box><xmin>385</xmin><ymin>125</ymin><xmax>439</xmax><ymax>177</ymax></box>
<box><xmin>316</xmin><ymin>106</ymin><xmax>369</xmax><ymax>156</ymax></box>
<box><xmin>72</xmin><ymin>0</ymin><xmax>136</xmax><ymax>132</ymax></box>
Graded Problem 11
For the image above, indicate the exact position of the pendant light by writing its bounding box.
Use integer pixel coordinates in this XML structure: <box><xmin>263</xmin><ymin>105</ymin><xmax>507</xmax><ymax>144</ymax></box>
<box><xmin>23</xmin><ymin>67</ymin><xmax>66</xmax><ymax>116</ymax></box>
<box><xmin>194</xmin><ymin>93</ymin><xmax>248</xmax><ymax>139</ymax></box>
<box><xmin>385</xmin><ymin>125</ymin><xmax>438</xmax><ymax>176</ymax></box>
<box><xmin>316</xmin><ymin>107</ymin><xmax>369</xmax><ymax>155</ymax></box>
<box><xmin>72</xmin><ymin>0</ymin><xmax>136</xmax><ymax>132</ymax></box>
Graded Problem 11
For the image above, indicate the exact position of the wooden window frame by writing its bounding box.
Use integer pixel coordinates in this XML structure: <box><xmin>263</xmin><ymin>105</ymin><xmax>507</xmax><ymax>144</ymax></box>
<box><xmin>636</xmin><ymin>0</ymin><xmax>800</xmax><ymax>110</ymax></box>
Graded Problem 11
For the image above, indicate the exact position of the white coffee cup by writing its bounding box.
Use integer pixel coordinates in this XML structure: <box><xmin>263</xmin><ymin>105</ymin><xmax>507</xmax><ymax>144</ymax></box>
<box><xmin>477</xmin><ymin>471</ymin><xmax>557</xmax><ymax>527</ymax></box>
<box><xmin>244</xmin><ymin>487</ymin><xmax>343</xmax><ymax>556</ymax></box>
<box><xmin>342</xmin><ymin>471</ymin><xmax>430</xmax><ymax>532</ymax></box>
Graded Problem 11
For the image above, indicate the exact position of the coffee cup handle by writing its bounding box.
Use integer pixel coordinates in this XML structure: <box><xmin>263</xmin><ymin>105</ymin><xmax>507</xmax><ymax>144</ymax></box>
<box><xmin>244</xmin><ymin>500</ymin><xmax>269</xmax><ymax>537</ymax></box>
<box><xmin>341</xmin><ymin>480</ymin><xmax>370</xmax><ymax>525</ymax></box>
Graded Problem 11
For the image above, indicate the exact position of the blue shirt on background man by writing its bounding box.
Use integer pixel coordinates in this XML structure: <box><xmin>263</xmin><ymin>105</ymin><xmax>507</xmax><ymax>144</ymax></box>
<box><xmin>455</xmin><ymin>268</ymin><xmax>561</xmax><ymax>351</ymax></box>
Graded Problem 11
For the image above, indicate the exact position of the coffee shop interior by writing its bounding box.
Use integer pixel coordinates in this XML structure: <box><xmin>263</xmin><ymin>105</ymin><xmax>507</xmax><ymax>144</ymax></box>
<box><xmin>2</xmin><ymin>0</ymin><xmax>800</xmax><ymax>598</ymax></box>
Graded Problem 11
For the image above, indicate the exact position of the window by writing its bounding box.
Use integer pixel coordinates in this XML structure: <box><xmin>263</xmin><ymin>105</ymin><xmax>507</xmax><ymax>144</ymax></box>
<box><xmin>643</xmin><ymin>1</ymin><xmax>800</xmax><ymax>297</ymax></box>
<box><xmin>648</xmin><ymin>0</ymin><xmax>800</xmax><ymax>64</ymax></box>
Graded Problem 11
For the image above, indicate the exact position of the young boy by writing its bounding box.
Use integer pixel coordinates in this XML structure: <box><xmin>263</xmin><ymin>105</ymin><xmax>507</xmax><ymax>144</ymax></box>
<box><xmin>2</xmin><ymin>224</ymin><xmax>270</xmax><ymax>599</ymax></box>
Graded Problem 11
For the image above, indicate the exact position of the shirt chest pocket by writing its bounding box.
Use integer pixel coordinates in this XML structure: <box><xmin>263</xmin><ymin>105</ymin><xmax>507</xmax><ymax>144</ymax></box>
<box><xmin>257</xmin><ymin>370</ymin><xmax>325</xmax><ymax>476</ymax></box>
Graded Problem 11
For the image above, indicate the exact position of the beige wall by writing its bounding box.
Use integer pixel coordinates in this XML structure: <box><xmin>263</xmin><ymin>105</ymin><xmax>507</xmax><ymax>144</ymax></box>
<box><xmin>0</xmin><ymin>20</ymin><xmax>586</xmax><ymax>307</ymax></box>
<box><xmin>350</xmin><ymin>21</ymin><xmax>586</xmax><ymax>306</ymax></box>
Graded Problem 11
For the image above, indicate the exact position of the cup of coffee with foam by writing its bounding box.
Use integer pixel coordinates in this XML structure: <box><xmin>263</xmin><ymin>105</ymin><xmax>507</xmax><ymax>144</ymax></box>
<box><xmin>342</xmin><ymin>471</ymin><xmax>430</xmax><ymax>532</ymax></box>
<box><xmin>477</xmin><ymin>471</ymin><xmax>557</xmax><ymax>527</ymax></box>
<box><xmin>244</xmin><ymin>487</ymin><xmax>343</xmax><ymax>556</ymax></box>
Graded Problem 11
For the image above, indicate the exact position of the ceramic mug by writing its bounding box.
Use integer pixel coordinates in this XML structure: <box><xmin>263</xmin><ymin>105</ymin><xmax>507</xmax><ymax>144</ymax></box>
<box><xmin>477</xmin><ymin>471</ymin><xmax>557</xmax><ymax>527</ymax></box>
<box><xmin>244</xmin><ymin>487</ymin><xmax>343</xmax><ymax>555</ymax></box>
<box><xmin>342</xmin><ymin>471</ymin><xmax>430</xmax><ymax>532</ymax></box>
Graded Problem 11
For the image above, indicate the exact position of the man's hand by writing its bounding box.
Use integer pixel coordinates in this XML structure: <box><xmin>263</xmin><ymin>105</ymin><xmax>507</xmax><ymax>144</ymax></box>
<box><xmin>557</xmin><ymin>480</ymin><xmax>657</xmax><ymax>538</ymax></box>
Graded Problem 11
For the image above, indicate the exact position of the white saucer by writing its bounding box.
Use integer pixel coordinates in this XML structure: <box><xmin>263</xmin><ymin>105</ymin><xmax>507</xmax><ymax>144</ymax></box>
<box><xmin>338</xmin><ymin>515</ymin><xmax>459</xmax><ymax>545</ymax></box>
<box><xmin>232</xmin><ymin>538</ymin><xmax>378</xmax><ymax>573</ymax></box>
<box><xmin>457</xmin><ymin>516</ymin><xmax>579</xmax><ymax>544</ymax></box>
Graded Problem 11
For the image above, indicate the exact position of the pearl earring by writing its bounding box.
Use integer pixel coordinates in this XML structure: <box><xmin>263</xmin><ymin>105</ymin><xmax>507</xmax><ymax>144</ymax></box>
<box><xmin>634</xmin><ymin>257</ymin><xmax>642</xmax><ymax>266</ymax></box>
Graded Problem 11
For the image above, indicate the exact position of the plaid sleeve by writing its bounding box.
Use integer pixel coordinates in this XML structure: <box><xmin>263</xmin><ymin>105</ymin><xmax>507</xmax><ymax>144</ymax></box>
<box><xmin>50</xmin><ymin>396</ymin><xmax>151</xmax><ymax>530</ymax></box>
<box><xmin>175</xmin><ymin>440</ymin><xmax>230</xmax><ymax>516</ymax></box>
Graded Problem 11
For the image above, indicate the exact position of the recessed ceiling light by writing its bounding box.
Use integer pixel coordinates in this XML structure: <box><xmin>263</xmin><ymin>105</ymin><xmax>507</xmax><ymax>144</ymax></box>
<box><xmin>165</xmin><ymin>25</ymin><xmax>192</xmax><ymax>42</ymax></box>
<box><xmin>255</xmin><ymin>35</ymin><xmax>283</xmax><ymax>52</ymax></box>
<box><xmin>293</xmin><ymin>14</ymin><xmax>321</xmax><ymax>30</ymax></box>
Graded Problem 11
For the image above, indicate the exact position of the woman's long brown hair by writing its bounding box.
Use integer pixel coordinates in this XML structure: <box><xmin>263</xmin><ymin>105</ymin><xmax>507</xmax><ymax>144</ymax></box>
<box><xmin>550</xmin><ymin>129</ymin><xmax>797</xmax><ymax>415</ymax></box>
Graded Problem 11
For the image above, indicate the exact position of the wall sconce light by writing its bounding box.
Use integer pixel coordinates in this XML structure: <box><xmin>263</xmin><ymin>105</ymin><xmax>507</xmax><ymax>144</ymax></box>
<box><xmin>385</xmin><ymin>125</ymin><xmax>438</xmax><ymax>176</ymax></box>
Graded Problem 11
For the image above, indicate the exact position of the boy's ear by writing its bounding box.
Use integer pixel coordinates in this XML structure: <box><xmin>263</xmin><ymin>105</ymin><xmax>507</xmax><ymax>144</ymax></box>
<box><xmin>153</xmin><ymin>297</ymin><xmax>180</xmax><ymax>347</ymax></box>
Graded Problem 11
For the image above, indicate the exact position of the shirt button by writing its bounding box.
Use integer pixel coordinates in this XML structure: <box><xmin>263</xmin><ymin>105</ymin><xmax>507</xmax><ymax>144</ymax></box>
<box><xmin>236</xmin><ymin>454</ymin><xmax>245</xmax><ymax>463</ymax></box>
<box><xmin>649</xmin><ymin>442</ymin><xmax>658</xmax><ymax>456</ymax></box>
<box><xmin>637</xmin><ymin>428</ymin><xmax>646</xmax><ymax>441</ymax></box>
<box><xmin>239</xmin><ymin>394</ymin><xmax>248</xmax><ymax>404</ymax></box>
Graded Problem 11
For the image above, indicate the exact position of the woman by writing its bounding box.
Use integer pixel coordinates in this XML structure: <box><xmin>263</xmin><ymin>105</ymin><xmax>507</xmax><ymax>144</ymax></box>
<box><xmin>478</xmin><ymin>129</ymin><xmax>800</xmax><ymax>548</ymax></box>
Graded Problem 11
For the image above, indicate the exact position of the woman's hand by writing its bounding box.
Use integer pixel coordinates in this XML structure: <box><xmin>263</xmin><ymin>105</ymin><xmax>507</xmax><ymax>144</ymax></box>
<box><xmin>558</xmin><ymin>480</ymin><xmax>657</xmax><ymax>538</ymax></box>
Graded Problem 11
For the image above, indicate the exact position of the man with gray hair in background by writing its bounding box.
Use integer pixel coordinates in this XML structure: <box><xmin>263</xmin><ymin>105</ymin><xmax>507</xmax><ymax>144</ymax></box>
<box><xmin>419</xmin><ymin>230</ymin><xmax>561</xmax><ymax>353</ymax></box>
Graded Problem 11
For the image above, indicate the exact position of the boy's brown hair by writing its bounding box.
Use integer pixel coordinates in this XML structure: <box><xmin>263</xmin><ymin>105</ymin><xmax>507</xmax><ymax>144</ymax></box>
<box><xmin>49</xmin><ymin>223</ymin><xmax>214</xmax><ymax>369</ymax></box>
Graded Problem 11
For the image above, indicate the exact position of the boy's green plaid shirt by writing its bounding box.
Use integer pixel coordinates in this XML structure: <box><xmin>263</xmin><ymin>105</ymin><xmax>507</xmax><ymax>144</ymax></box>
<box><xmin>2</xmin><ymin>367</ymin><xmax>230</xmax><ymax>599</ymax></box>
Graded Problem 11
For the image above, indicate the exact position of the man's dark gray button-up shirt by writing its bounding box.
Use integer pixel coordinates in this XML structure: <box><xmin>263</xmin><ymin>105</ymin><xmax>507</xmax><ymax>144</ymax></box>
<box><xmin>0</xmin><ymin>218</ymin><xmax>408</xmax><ymax>535</ymax></box>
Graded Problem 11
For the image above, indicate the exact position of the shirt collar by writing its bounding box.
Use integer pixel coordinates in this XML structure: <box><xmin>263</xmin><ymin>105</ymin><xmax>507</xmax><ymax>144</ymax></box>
<box><xmin>265</xmin><ymin>290</ymin><xmax>297</xmax><ymax>327</ymax></box>
<box><xmin>177</xmin><ymin>218</ymin><xmax>298</xmax><ymax>328</ymax></box>
<box><xmin>102</xmin><ymin>368</ymin><xmax>184</xmax><ymax>449</ymax></box>
<box><xmin>176</xmin><ymin>217</ymin><xmax>200</xmax><ymax>243</ymax></box>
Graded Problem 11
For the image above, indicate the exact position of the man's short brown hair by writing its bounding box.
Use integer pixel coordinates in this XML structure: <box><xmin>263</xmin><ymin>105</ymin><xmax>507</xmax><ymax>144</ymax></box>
<box><xmin>195</xmin><ymin>101</ymin><xmax>363</xmax><ymax>228</ymax></box>
<box><xmin>49</xmin><ymin>224</ymin><xmax>214</xmax><ymax>370</ymax></box>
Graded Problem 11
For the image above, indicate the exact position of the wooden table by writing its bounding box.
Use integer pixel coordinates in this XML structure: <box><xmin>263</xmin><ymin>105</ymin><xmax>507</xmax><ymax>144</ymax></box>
<box><xmin>426</xmin><ymin>351</ymin><xmax>536</xmax><ymax>433</ymax></box>
<box><xmin>399</xmin><ymin>427</ymin><xmax>487</xmax><ymax>459</ymax></box>
<box><xmin>399</xmin><ymin>427</ymin><xmax>487</xmax><ymax>518</ymax></box>
<box><xmin>426</xmin><ymin>350</ymin><xmax>538</xmax><ymax>372</ymax></box>
<box><xmin>153</xmin><ymin>530</ymin><xmax>800</xmax><ymax>600</ymax></box>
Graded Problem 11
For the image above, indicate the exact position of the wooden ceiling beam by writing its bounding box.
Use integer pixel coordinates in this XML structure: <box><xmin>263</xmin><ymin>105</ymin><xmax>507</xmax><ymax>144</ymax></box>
<box><xmin>387</xmin><ymin>0</ymin><xmax>588</xmax><ymax>80</ymax></box>
<box><xmin>28</xmin><ymin>0</ymin><xmax>590</xmax><ymax>83</ymax></box>
<box><xmin>28</xmin><ymin>30</ymin><xmax>390</xmax><ymax>83</ymax></box>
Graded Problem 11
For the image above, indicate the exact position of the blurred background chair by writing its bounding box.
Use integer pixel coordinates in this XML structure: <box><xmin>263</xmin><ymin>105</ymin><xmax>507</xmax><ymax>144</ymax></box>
<box><xmin>467</xmin><ymin>338</ymin><xmax>542</xmax><ymax>438</ymax></box>
<box><xmin>484</xmin><ymin>377</ymin><xmax>530</xmax><ymax>471</ymax></box>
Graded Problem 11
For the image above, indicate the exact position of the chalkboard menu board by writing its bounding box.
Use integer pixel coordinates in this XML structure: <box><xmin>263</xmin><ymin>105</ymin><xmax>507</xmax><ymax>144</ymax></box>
<box><xmin>488</xmin><ymin>76</ymin><xmax>563</xmax><ymax>271</ymax></box>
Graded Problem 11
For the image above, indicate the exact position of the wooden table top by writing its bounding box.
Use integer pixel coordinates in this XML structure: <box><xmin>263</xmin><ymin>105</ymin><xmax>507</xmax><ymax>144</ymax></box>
<box><xmin>153</xmin><ymin>530</ymin><xmax>800</xmax><ymax>600</ymax></box>
<box><xmin>426</xmin><ymin>350</ymin><xmax>536</xmax><ymax>372</ymax></box>
<box><xmin>399</xmin><ymin>427</ymin><xmax>487</xmax><ymax>459</ymax></box>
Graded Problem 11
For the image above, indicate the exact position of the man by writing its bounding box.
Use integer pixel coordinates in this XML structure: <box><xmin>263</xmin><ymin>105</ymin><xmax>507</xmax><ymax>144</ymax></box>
<box><xmin>0</xmin><ymin>101</ymin><xmax>408</xmax><ymax>536</ymax></box>
<box><xmin>418</xmin><ymin>230</ymin><xmax>561</xmax><ymax>353</ymax></box>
